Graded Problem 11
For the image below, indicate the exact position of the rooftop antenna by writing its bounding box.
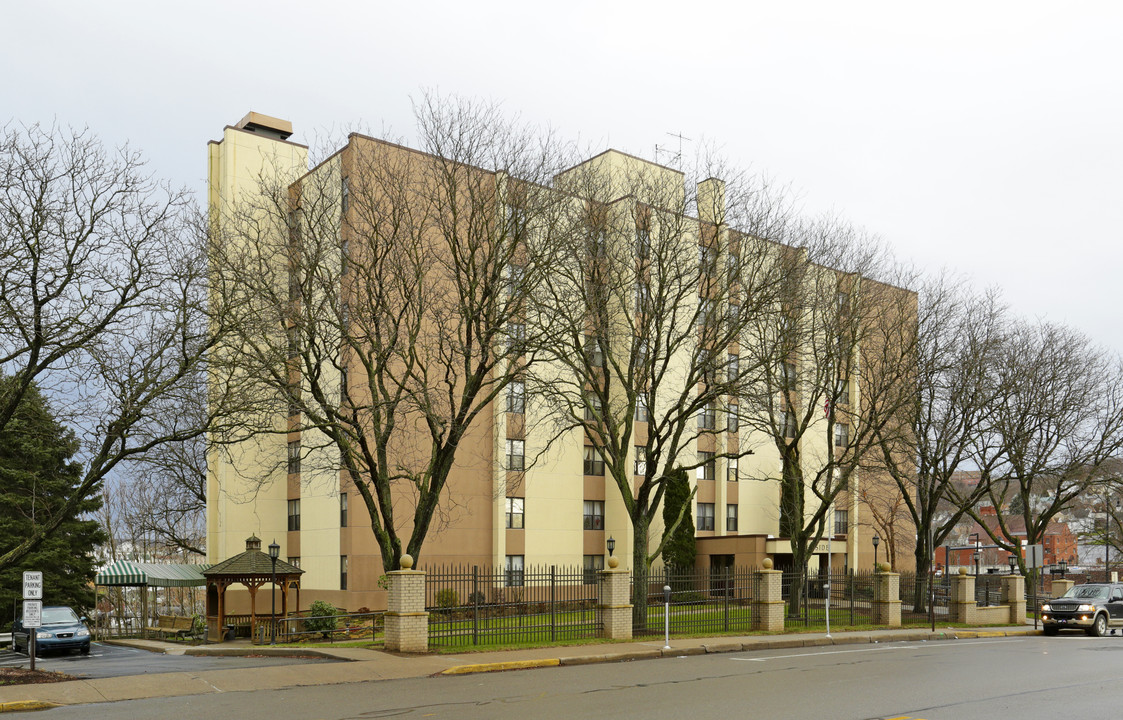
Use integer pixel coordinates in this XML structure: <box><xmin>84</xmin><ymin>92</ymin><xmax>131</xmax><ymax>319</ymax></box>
<box><xmin>655</xmin><ymin>131</ymin><xmax>692</xmax><ymax>168</ymax></box>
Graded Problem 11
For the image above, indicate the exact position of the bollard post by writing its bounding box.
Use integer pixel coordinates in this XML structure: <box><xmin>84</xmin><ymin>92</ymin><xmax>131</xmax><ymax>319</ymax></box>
<box><xmin>663</xmin><ymin>585</ymin><xmax>671</xmax><ymax>650</ymax></box>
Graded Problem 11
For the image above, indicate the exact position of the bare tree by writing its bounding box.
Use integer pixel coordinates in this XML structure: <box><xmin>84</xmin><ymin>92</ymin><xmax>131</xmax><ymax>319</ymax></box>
<box><xmin>969</xmin><ymin>322</ymin><xmax>1123</xmax><ymax>576</ymax></box>
<box><xmin>0</xmin><ymin>123</ymin><xmax>236</xmax><ymax>571</ymax></box>
<box><xmin>531</xmin><ymin>151</ymin><xmax>792</xmax><ymax>625</ymax></box>
<box><xmin>736</xmin><ymin>215</ymin><xmax>901</xmax><ymax>614</ymax></box>
<box><xmin>209</xmin><ymin>96</ymin><xmax>570</xmax><ymax>571</ymax></box>
<box><xmin>868</xmin><ymin>274</ymin><xmax>1006</xmax><ymax>610</ymax></box>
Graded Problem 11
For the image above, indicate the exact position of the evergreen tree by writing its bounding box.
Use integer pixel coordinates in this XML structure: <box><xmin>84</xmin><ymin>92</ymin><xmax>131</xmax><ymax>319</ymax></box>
<box><xmin>0</xmin><ymin>380</ymin><xmax>105</xmax><ymax>630</ymax></box>
<box><xmin>660</xmin><ymin>467</ymin><xmax>696</xmax><ymax>570</ymax></box>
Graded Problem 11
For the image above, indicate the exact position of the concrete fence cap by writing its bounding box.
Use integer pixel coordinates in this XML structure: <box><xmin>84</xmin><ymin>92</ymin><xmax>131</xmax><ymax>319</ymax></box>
<box><xmin>400</xmin><ymin>554</ymin><xmax>414</xmax><ymax>570</ymax></box>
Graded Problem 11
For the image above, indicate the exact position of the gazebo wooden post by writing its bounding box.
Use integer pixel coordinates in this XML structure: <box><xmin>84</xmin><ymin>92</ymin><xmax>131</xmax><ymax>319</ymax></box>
<box><xmin>217</xmin><ymin>582</ymin><xmax>226</xmax><ymax>641</ymax></box>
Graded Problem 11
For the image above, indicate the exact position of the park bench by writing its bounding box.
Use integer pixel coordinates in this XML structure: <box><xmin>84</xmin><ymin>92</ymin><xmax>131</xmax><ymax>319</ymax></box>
<box><xmin>145</xmin><ymin>614</ymin><xmax>196</xmax><ymax>640</ymax></box>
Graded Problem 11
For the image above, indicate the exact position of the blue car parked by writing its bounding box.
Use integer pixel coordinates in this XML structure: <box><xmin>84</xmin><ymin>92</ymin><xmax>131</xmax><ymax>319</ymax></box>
<box><xmin>12</xmin><ymin>606</ymin><xmax>91</xmax><ymax>655</ymax></box>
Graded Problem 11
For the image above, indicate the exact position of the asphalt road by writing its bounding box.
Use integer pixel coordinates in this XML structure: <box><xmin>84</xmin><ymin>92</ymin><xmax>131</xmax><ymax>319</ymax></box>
<box><xmin>0</xmin><ymin>642</ymin><xmax>337</xmax><ymax>679</ymax></box>
<box><xmin>30</xmin><ymin>634</ymin><xmax>1123</xmax><ymax>720</ymax></box>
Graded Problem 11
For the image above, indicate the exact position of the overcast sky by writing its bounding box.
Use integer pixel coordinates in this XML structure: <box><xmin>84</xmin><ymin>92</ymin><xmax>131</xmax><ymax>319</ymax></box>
<box><xmin>6</xmin><ymin>1</ymin><xmax>1121</xmax><ymax>354</ymax></box>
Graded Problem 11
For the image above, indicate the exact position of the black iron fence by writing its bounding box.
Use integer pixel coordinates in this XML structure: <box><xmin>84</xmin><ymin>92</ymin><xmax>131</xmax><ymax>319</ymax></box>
<box><xmin>899</xmin><ymin>572</ymin><xmax>950</xmax><ymax>624</ymax></box>
<box><xmin>639</xmin><ymin>566</ymin><xmax>757</xmax><ymax>636</ymax></box>
<box><xmin>426</xmin><ymin>564</ymin><xmax>600</xmax><ymax>648</ymax></box>
<box><xmin>782</xmin><ymin>570</ymin><xmax>878</xmax><ymax>628</ymax></box>
<box><xmin>975</xmin><ymin>573</ymin><xmax>1005</xmax><ymax>606</ymax></box>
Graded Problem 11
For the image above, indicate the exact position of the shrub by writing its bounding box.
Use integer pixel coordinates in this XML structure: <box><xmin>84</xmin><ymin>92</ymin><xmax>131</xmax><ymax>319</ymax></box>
<box><xmin>305</xmin><ymin>600</ymin><xmax>338</xmax><ymax>636</ymax></box>
<box><xmin>436</xmin><ymin>589</ymin><xmax>459</xmax><ymax>609</ymax></box>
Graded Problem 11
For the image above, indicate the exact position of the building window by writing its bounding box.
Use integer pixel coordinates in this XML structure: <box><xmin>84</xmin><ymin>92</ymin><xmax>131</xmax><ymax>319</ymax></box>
<box><xmin>287</xmin><ymin>326</ymin><xmax>299</xmax><ymax>359</ymax></box>
<box><xmin>834</xmin><ymin>423</ymin><xmax>849</xmax><ymax>447</ymax></box>
<box><xmin>340</xmin><ymin>238</ymin><xmax>350</xmax><ymax>276</ymax></box>
<box><xmin>583</xmin><ymin>447</ymin><xmax>604</xmax><ymax>476</ymax></box>
<box><xmin>728</xmin><ymin>403</ymin><xmax>739</xmax><ymax>433</ymax></box>
<box><xmin>727</xmin><ymin>353</ymin><xmax>739</xmax><ymax>382</ymax></box>
<box><xmin>697</xmin><ymin>503</ymin><xmax>715</xmax><ymax>532</ymax></box>
<box><xmin>340</xmin><ymin>555</ymin><xmax>348</xmax><ymax>590</ymax></box>
<box><xmin>834</xmin><ymin>509</ymin><xmax>849</xmax><ymax>536</ymax></box>
<box><xmin>340</xmin><ymin>176</ymin><xmax>350</xmax><ymax>216</ymax></box>
<box><xmin>506</xmin><ymin>497</ymin><xmax>525</xmax><ymax>529</ymax></box>
<box><xmin>697</xmin><ymin>451</ymin><xmax>715</xmax><ymax>482</ymax></box>
<box><xmin>634</xmin><ymin>282</ymin><xmax>650</xmax><ymax>315</ymax></box>
<box><xmin>726</xmin><ymin>504</ymin><xmax>739</xmax><ymax>532</ymax></box>
<box><xmin>728</xmin><ymin>457</ymin><xmax>738</xmax><ymax>483</ymax></box>
<box><xmin>506</xmin><ymin>439</ymin><xmax>525</xmax><ymax>472</ymax></box>
<box><xmin>699</xmin><ymin>245</ymin><xmax>717</xmax><ymax>275</ymax></box>
<box><xmin>782</xmin><ymin>361</ymin><xmax>796</xmax><ymax>388</ymax></box>
<box><xmin>781</xmin><ymin>410</ymin><xmax>797</xmax><ymax>438</ymax></box>
<box><xmin>287</xmin><ymin>499</ymin><xmax>301</xmax><ymax>531</ymax></box>
<box><xmin>726</xmin><ymin>303</ymin><xmax>740</xmax><ymax>330</ymax></box>
<box><xmin>584</xmin><ymin>392</ymin><xmax>602</xmax><ymax>421</ymax></box>
<box><xmin>508</xmin><ymin>322</ymin><xmax>526</xmax><ymax>352</ymax></box>
<box><xmin>340</xmin><ymin>367</ymin><xmax>348</xmax><ymax>400</ymax></box>
<box><xmin>698</xmin><ymin>401</ymin><xmax>716</xmax><ymax>430</ymax></box>
<box><xmin>634</xmin><ymin>446</ymin><xmax>647</xmax><ymax>476</ymax></box>
<box><xmin>507</xmin><ymin>263</ymin><xmax>525</xmax><ymax>296</ymax></box>
<box><xmin>505</xmin><ymin>554</ymin><xmax>525</xmax><ymax>587</ymax></box>
<box><xmin>287</xmin><ymin>440</ymin><xmax>301</xmax><ymax>475</ymax></box>
<box><xmin>635</xmin><ymin>393</ymin><xmax>650</xmax><ymax>422</ymax></box>
<box><xmin>636</xmin><ymin>227</ymin><xmax>650</xmax><ymax>259</ymax></box>
<box><xmin>583</xmin><ymin>554</ymin><xmax>605</xmax><ymax>585</ymax></box>
<box><xmin>288</xmin><ymin>557</ymin><xmax>300</xmax><ymax>569</ymax></box>
<box><xmin>837</xmin><ymin>378</ymin><xmax>850</xmax><ymax>404</ymax></box>
<box><xmin>507</xmin><ymin>380</ymin><xmax>525</xmax><ymax>414</ymax></box>
<box><xmin>697</xmin><ymin>296</ymin><xmax>712</xmax><ymax>326</ymax></box>
<box><xmin>585</xmin><ymin>335</ymin><xmax>605</xmax><ymax>368</ymax></box>
<box><xmin>340</xmin><ymin>492</ymin><xmax>348</xmax><ymax>527</ymax></box>
<box><xmin>583</xmin><ymin>500</ymin><xmax>605</xmax><ymax>530</ymax></box>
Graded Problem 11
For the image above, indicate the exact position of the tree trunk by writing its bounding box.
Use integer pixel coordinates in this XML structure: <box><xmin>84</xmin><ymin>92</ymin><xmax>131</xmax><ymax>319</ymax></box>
<box><xmin>631</xmin><ymin>522</ymin><xmax>649</xmax><ymax>631</ymax></box>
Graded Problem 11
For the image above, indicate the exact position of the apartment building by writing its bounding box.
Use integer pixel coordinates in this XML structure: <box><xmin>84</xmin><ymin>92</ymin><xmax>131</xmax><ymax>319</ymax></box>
<box><xmin>207</xmin><ymin>112</ymin><xmax>914</xmax><ymax>612</ymax></box>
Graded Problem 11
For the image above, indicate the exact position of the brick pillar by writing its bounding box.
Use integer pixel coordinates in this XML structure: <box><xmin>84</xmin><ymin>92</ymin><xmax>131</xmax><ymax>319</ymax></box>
<box><xmin>752</xmin><ymin>559</ymin><xmax>784</xmax><ymax>632</ymax></box>
<box><xmin>950</xmin><ymin>569</ymin><xmax>977</xmax><ymax>624</ymax></box>
<box><xmin>872</xmin><ymin>571</ymin><xmax>901</xmax><ymax>627</ymax></box>
<box><xmin>384</xmin><ymin>555</ymin><xmax>428</xmax><ymax>653</ymax></box>
<box><xmin>1051</xmin><ymin>579</ymin><xmax>1074</xmax><ymax>598</ymax></box>
<box><xmin>598</xmin><ymin>557</ymin><xmax>632</xmax><ymax>640</ymax></box>
<box><xmin>1001</xmin><ymin>574</ymin><xmax>1026</xmax><ymax>624</ymax></box>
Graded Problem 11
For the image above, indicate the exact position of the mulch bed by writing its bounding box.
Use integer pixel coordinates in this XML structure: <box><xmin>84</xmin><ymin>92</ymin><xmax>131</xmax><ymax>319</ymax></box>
<box><xmin>0</xmin><ymin>668</ymin><xmax>77</xmax><ymax>685</ymax></box>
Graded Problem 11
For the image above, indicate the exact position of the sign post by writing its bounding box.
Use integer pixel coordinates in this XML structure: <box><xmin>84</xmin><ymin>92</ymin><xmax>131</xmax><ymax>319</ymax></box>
<box><xmin>1026</xmin><ymin>544</ymin><xmax>1043</xmax><ymax>630</ymax></box>
<box><xmin>22</xmin><ymin>571</ymin><xmax>42</xmax><ymax>671</ymax></box>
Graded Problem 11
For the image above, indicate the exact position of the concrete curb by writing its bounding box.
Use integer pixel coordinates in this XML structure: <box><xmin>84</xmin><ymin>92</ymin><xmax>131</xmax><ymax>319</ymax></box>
<box><xmin>0</xmin><ymin>700</ymin><xmax>59</xmax><ymax>713</ymax></box>
<box><xmin>440</xmin><ymin>628</ymin><xmax>1042</xmax><ymax>676</ymax></box>
<box><xmin>441</xmin><ymin>659</ymin><xmax>560</xmax><ymax>675</ymax></box>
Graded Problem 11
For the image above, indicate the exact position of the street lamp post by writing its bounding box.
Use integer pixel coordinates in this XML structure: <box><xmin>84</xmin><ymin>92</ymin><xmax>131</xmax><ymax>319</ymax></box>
<box><xmin>1008</xmin><ymin>554</ymin><xmax>1018</xmax><ymax>574</ymax></box>
<box><xmin>268</xmin><ymin>539</ymin><xmax>279</xmax><ymax>646</ymax></box>
<box><xmin>969</xmin><ymin>533</ymin><xmax>980</xmax><ymax>576</ymax></box>
<box><xmin>872</xmin><ymin>534</ymin><xmax>880</xmax><ymax>570</ymax></box>
<box><xmin>607</xmin><ymin>536</ymin><xmax>615</xmax><ymax>558</ymax></box>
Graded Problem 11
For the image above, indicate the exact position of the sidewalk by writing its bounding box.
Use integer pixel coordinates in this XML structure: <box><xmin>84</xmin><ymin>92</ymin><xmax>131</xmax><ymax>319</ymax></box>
<box><xmin>0</xmin><ymin>625</ymin><xmax>1041</xmax><ymax>712</ymax></box>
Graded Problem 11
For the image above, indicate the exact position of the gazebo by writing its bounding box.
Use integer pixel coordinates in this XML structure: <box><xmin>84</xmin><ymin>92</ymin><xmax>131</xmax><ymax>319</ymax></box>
<box><xmin>203</xmin><ymin>535</ymin><xmax>303</xmax><ymax>642</ymax></box>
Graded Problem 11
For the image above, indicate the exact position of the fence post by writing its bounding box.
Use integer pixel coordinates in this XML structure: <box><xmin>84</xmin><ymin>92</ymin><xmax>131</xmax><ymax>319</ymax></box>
<box><xmin>950</xmin><ymin>568</ymin><xmax>977</xmax><ymax>624</ymax></box>
<box><xmin>471</xmin><ymin>566</ymin><xmax>478</xmax><ymax>645</ymax></box>
<box><xmin>1002</xmin><ymin>574</ymin><xmax>1026</xmax><ymax>624</ymax></box>
<box><xmin>752</xmin><ymin>559</ymin><xmax>784</xmax><ymax>632</ymax></box>
<box><xmin>724</xmin><ymin>567</ymin><xmax>731</xmax><ymax>631</ymax></box>
<box><xmin>550</xmin><ymin>566</ymin><xmax>557</xmax><ymax>643</ymax></box>
<box><xmin>598</xmin><ymin>556</ymin><xmax>632</xmax><ymax>640</ymax></box>
<box><xmin>385</xmin><ymin>555</ymin><xmax>429</xmax><ymax>653</ymax></box>
<box><xmin>1050</xmin><ymin>578</ymin><xmax>1074</xmax><ymax>599</ymax></box>
<box><xmin>872</xmin><ymin>566</ymin><xmax>901</xmax><ymax>627</ymax></box>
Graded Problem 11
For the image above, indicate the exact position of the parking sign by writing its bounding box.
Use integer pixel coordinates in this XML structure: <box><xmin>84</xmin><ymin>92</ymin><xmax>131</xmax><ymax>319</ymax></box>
<box><xmin>23</xmin><ymin>600</ymin><xmax>42</xmax><ymax>628</ymax></box>
<box><xmin>22</xmin><ymin>571</ymin><xmax>42</xmax><ymax>600</ymax></box>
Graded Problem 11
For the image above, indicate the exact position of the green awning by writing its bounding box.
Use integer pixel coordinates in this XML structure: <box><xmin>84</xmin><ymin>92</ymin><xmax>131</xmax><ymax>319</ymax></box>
<box><xmin>95</xmin><ymin>560</ymin><xmax>209</xmax><ymax>588</ymax></box>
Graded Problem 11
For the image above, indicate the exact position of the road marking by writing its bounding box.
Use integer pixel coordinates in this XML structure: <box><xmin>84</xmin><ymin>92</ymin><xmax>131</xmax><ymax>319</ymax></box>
<box><xmin>731</xmin><ymin>638</ymin><xmax>1020</xmax><ymax>662</ymax></box>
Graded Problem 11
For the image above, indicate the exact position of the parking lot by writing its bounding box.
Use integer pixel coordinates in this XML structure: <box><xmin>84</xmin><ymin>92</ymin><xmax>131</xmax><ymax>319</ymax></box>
<box><xmin>0</xmin><ymin>641</ymin><xmax>339</xmax><ymax>679</ymax></box>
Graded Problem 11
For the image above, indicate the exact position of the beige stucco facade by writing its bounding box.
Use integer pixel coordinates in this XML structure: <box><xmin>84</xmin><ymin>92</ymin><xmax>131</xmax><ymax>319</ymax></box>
<box><xmin>207</xmin><ymin>113</ymin><xmax>914</xmax><ymax>613</ymax></box>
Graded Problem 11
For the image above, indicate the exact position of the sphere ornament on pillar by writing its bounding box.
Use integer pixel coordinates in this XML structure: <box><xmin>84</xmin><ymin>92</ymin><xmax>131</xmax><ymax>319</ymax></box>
<box><xmin>958</xmin><ymin>566</ymin><xmax>968</xmax><ymax>575</ymax></box>
<box><xmin>877</xmin><ymin>562</ymin><xmax>891</xmax><ymax>573</ymax></box>
<box><xmin>762</xmin><ymin>557</ymin><xmax>774</xmax><ymax>570</ymax></box>
<box><xmin>400</xmin><ymin>554</ymin><xmax>414</xmax><ymax>570</ymax></box>
<box><xmin>608</xmin><ymin>556</ymin><xmax>619</xmax><ymax>569</ymax></box>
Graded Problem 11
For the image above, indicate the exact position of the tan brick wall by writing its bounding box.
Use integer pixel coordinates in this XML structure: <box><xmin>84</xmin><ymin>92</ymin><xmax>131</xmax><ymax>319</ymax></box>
<box><xmin>598</xmin><ymin>569</ymin><xmax>632</xmax><ymax>640</ymax></box>
<box><xmin>752</xmin><ymin>570</ymin><xmax>784</xmax><ymax>632</ymax></box>
<box><xmin>872</xmin><ymin>572</ymin><xmax>901</xmax><ymax>627</ymax></box>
